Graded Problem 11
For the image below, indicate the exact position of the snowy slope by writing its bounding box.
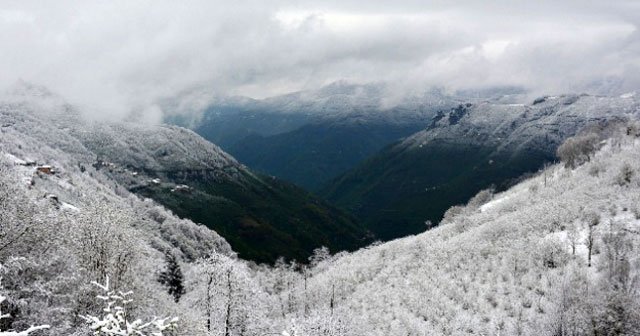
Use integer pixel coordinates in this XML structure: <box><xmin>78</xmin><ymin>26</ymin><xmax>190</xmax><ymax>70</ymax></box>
<box><xmin>0</xmin><ymin>85</ymin><xmax>371</xmax><ymax>263</ymax></box>
<box><xmin>2</xmin><ymin>85</ymin><xmax>639</xmax><ymax>335</ymax></box>
<box><xmin>404</xmin><ymin>94</ymin><xmax>640</xmax><ymax>153</ymax></box>
<box><xmin>0</xmin><ymin>89</ymin><xmax>234</xmax><ymax>260</ymax></box>
<box><xmin>284</xmin><ymin>130</ymin><xmax>640</xmax><ymax>335</ymax></box>
<box><xmin>323</xmin><ymin>94</ymin><xmax>640</xmax><ymax>239</ymax></box>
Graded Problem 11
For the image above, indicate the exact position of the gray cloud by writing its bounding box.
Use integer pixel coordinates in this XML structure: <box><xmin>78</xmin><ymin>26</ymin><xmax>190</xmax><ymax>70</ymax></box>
<box><xmin>0</xmin><ymin>0</ymin><xmax>639</xmax><ymax>121</ymax></box>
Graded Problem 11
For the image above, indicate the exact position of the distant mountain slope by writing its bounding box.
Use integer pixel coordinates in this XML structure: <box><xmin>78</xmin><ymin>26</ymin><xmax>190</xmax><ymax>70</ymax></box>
<box><xmin>70</xmin><ymin>122</ymin><xmax>372</xmax><ymax>264</ymax></box>
<box><xmin>322</xmin><ymin>94</ymin><xmax>640</xmax><ymax>240</ymax></box>
<box><xmin>183</xmin><ymin>108</ymin><xmax>314</xmax><ymax>149</ymax></box>
<box><xmin>0</xmin><ymin>86</ymin><xmax>372</xmax><ymax>264</ymax></box>
<box><xmin>229</xmin><ymin>121</ymin><xmax>426</xmax><ymax>190</ymax></box>
<box><xmin>167</xmin><ymin>83</ymin><xmax>456</xmax><ymax>189</ymax></box>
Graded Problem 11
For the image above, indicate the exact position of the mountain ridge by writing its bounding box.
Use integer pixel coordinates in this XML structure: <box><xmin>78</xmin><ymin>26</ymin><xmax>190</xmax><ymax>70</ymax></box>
<box><xmin>321</xmin><ymin>93</ymin><xmax>640</xmax><ymax>240</ymax></box>
<box><xmin>0</xmin><ymin>88</ymin><xmax>373</xmax><ymax>263</ymax></box>
<box><xmin>2</xmin><ymin>85</ymin><xmax>639</xmax><ymax>335</ymax></box>
<box><xmin>168</xmin><ymin>83</ymin><xmax>460</xmax><ymax>189</ymax></box>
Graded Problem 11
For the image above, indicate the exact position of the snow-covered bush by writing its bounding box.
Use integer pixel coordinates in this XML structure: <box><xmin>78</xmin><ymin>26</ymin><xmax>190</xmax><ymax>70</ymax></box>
<box><xmin>557</xmin><ymin>132</ymin><xmax>600</xmax><ymax>168</ymax></box>
<box><xmin>81</xmin><ymin>276</ymin><xmax>178</xmax><ymax>336</ymax></box>
<box><xmin>440</xmin><ymin>204</ymin><xmax>465</xmax><ymax>224</ymax></box>
<box><xmin>466</xmin><ymin>187</ymin><xmax>494</xmax><ymax>210</ymax></box>
<box><xmin>536</xmin><ymin>238</ymin><xmax>569</xmax><ymax>269</ymax></box>
<box><xmin>615</xmin><ymin>162</ymin><xmax>634</xmax><ymax>186</ymax></box>
<box><xmin>0</xmin><ymin>278</ymin><xmax>50</xmax><ymax>336</ymax></box>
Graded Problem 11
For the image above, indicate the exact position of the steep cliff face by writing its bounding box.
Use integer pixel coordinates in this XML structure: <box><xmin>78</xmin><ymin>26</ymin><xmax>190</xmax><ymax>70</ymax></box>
<box><xmin>322</xmin><ymin>94</ymin><xmax>640</xmax><ymax>240</ymax></box>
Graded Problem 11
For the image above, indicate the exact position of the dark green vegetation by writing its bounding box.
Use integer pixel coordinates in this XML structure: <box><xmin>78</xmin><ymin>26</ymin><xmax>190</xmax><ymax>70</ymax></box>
<box><xmin>74</xmin><ymin>122</ymin><xmax>374</xmax><ymax>265</ymax></box>
<box><xmin>189</xmin><ymin>109</ymin><xmax>314</xmax><ymax>149</ymax></box>
<box><xmin>167</xmin><ymin>86</ymin><xmax>452</xmax><ymax>190</ymax></box>
<box><xmin>130</xmin><ymin>169</ymin><xmax>372</xmax><ymax>263</ymax></box>
<box><xmin>321</xmin><ymin>141</ymin><xmax>553</xmax><ymax>240</ymax></box>
<box><xmin>320</xmin><ymin>94</ymin><xmax>634</xmax><ymax>241</ymax></box>
<box><xmin>164</xmin><ymin>93</ymin><xmax>630</xmax><ymax>253</ymax></box>
<box><xmin>229</xmin><ymin>122</ymin><xmax>426</xmax><ymax>190</ymax></box>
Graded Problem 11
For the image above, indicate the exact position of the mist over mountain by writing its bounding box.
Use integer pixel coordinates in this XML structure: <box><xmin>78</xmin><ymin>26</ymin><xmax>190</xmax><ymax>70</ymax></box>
<box><xmin>2</xmin><ymin>87</ymin><xmax>639</xmax><ymax>335</ymax></box>
<box><xmin>3</xmin><ymin>1</ymin><xmax>640</xmax><ymax>335</ymax></box>
<box><xmin>2</xmin><ymin>1</ymin><xmax>640</xmax><ymax>123</ymax></box>
<box><xmin>167</xmin><ymin>83</ymin><xmax>461</xmax><ymax>190</ymax></box>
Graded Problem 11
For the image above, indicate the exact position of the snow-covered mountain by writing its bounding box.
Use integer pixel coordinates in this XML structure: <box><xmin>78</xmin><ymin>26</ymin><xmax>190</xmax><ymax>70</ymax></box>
<box><xmin>168</xmin><ymin>83</ymin><xmax>460</xmax><ymax>190</ymax></box>
<box><xmin>0</xmin><ymin>86</ymin><xmax>372</xmax><ymax>264</ymax></box>
<box><xmin>258</xmin><ymin>82</ymin><xmax>455</xmax><ymax>122</ymax></box>
<box><xmin>1</xmin><ymin>86</ymin><xmax>639</xmax><ymax>335</ymax></box>
<box><xmin>322</xmin><ymin>94</ymin><xmax>640</xmax><ymax>239</ymax></box>
<box><xmin>0</xmin><ymin>87</ymin><xmax>246</xmax><ymax>335</ymax></box>
<box><xmin>404</xmin><ymin>94</ymin><xmax>639</xmax><ymax>153</ymax></box>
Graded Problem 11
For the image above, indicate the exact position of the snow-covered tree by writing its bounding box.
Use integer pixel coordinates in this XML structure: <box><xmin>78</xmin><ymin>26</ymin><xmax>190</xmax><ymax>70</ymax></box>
<box><xmin>557</xmin><ymin>132</ymin><xmax>600</xmax><ymax>168</ymax></box>
<box><xmin>81</xmin><ymin>276</ymin><xmax>178</xmax><ymax>336</ymax></box>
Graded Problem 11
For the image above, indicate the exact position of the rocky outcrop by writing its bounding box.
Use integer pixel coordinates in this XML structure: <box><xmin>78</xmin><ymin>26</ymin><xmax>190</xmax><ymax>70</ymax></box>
<box><xmin>405</xmin><ymin>94</ymin><xmax>639</xmax><ymax>156</ymax></box>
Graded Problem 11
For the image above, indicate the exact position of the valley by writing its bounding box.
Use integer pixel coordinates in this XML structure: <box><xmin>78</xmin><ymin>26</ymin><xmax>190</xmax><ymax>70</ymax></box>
<box><xmin>171</xmin><ymin>84</ymin><xmax>456</xmax><ymax>190</ymax></box>
<box><xmin>2</xmin><ymin>88</ymin><xmax>639</xmax><ymax>335</ymax></box>
<box><xmin>177</xmin><ymin>92</ymin><xmax>640</xmax><ymax>242</ymax></box>
<box><xmin>2</xmin><ymin>2</ymin><xmax>639</xmax><ymax>335</ymax></box>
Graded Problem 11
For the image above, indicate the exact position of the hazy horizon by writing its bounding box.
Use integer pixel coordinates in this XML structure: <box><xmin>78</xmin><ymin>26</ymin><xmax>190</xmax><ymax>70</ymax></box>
<box><xmin>2</xmin><ymin>1</ymin><xmax>640</xmax><ymax>121</ymax></box>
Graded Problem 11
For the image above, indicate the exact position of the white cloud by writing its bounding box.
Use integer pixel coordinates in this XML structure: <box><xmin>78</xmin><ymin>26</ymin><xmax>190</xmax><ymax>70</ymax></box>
<box><xmin>0</xmin><ymin>0</ymin><xmax>639</xmax><ymax>121</ymax></box>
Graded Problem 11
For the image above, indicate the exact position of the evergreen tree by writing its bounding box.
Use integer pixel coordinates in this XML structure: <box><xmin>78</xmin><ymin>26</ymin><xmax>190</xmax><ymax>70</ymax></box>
<box><xmin>158</xmin><ymin>252</ymin><xmax>185</xmax><ymax>303</ymax></box>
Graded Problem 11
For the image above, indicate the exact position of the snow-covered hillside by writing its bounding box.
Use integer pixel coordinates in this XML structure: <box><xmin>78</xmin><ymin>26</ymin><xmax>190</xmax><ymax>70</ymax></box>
<box><xmin>168</xmin><ymin>82</ymin><xmax>458</xmax><ymax>125</ymax></box>
<box><xmin>258</xmin><ymin>82</ymin><xmax>457</xmax><ymax>124</ymax></box>
<box><xmin>322</xmin><ymin>93</ymin><xmax>640</xmax><ymax>240</ymax></box>
<box><xmin>405</xmin><ymin>94</ymin><xmax>640</xmax><ymax>153</ymax></box>
<box><xmin>0</xmin><ymin>86</ymin><xmax>371</xmax><ymax>264</ymax></box>
<box><xmin>283</xmin><ymin>126</ymin><xmax>640</xmax><ymax>335</ymax></box>
<box><xmin>1</xmin><ymin>86</ymin><xmax>638</xmax><ymax>335</ymax></box>
<box><xmin>0</xmin><ymin>89</ymin><xmax>247</xmax><ymax>334</ymax></box>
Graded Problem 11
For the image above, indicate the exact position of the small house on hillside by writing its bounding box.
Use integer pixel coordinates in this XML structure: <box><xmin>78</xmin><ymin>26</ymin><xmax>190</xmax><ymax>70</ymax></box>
<box><xmin>171</xmin><ymin>184</ymin><xmax>192</xmax><ymax>193</ymax></box>
<box><xmin>22</xmin><ymin>158</ymin><xmax>37</xmax><ymax>166</ymax></box>
<box><xmin>36</xmin><ymin>165</ymin><xmax>55</xmax><ymax>175</ymax></box>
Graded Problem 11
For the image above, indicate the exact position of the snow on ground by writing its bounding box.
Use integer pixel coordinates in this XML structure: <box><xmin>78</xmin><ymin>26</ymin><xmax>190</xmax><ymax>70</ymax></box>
<box><xmin>4</xmin><ymin>152</ymin><xmax>26</xmax><ymax>165</ymax></box>
<box><xmin>60</xmin><ymin>202</ymin><xmax>80</xmax><ymax>212</ymax></box>
<box><xmin>479</xmin><ymin>182</ymin><xmax>531</xmax><ymax>213</ymax></box>
<box><xmin>480</xmin><ymin>193</ymin><xmax>511</xmax><ymax>212</ymax></box>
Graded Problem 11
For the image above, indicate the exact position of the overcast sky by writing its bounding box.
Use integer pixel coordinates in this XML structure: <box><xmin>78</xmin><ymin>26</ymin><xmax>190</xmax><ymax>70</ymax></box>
<box><xmin>1</xmin><ymin>0</ymin><xmax>639</xmax><ymax>121</ymax></box>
